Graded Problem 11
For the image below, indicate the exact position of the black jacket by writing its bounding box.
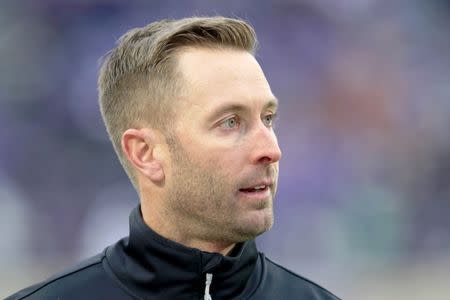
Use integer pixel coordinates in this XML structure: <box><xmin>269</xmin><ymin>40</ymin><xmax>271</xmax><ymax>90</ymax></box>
<box><xmin>6</xmin><ymin>206</ymin><xmax>341</xmax><ymax>300</ymax></box>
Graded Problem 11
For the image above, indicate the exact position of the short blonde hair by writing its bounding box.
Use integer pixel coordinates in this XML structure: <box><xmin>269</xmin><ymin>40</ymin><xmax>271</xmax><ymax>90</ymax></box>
<box><xmin>98</xmin><ymin>16</ymin><xmax>258</xmax><ymax>188</ymax></box>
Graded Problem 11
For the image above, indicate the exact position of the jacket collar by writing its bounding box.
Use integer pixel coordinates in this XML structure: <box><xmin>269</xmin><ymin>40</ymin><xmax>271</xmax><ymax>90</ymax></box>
<box><xmin>106</xmin><ymin>205</ymin><xmax>259</xmax><ymax>299</ymax></box>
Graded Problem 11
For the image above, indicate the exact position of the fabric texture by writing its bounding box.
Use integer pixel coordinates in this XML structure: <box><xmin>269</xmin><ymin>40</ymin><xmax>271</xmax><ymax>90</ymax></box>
<box><xmin>6</xmin><ymin>206</ymin><xmax>341</xmax><ymax>300</ymax></box>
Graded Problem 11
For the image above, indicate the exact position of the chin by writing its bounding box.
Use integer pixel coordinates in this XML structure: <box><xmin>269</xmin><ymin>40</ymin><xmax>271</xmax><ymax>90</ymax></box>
<box><xmin>233</xmin><ymin>210</ymin><xmax>274</xmax><ymax>241</ymax></box>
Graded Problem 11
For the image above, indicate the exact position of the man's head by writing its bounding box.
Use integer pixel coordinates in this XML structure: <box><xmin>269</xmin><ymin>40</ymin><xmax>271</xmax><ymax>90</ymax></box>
<box><xmin>98</xmin><ymin>17</ymin><xmax>281</xmax><ymax>249</ymax></box>
<box><xmin>98</xmin><ymin>17</ymin><xmax>257</xmax><ymax>186</ymax></box>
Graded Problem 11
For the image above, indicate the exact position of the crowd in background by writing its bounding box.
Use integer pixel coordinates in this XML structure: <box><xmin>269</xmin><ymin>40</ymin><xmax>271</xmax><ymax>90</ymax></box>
<box><xmin>1</xmin><ymin>1</ymin><xmax>449</xmax><ymax>299</ymax></box>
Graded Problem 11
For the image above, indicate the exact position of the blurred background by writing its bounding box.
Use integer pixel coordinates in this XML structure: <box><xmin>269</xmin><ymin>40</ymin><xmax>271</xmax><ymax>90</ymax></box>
<box><xmin>1</xmin><ymin>0</ymin><xmax>450</xmax><ymax>299</ymax></box>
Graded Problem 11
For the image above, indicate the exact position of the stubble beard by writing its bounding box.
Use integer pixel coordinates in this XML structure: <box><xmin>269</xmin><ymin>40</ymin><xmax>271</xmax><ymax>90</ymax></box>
<box><xmin>165</xmin><ymin>139</ymin><xmax>276</xmax><ymax>244</ymax></box>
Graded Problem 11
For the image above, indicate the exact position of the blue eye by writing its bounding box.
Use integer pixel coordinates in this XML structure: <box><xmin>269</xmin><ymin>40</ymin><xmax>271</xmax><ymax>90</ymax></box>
<box><xmin>262</xmin><ymin>113</ymin><xmax>276</xmax><ymax>127</ymax></box>
<box><xmin>221</xmin><ymin>116</ymin><xmax>240</xmax><ymax>129</ymax></box>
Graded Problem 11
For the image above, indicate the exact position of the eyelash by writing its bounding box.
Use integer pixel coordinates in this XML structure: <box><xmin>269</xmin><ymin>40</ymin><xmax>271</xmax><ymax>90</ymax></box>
<box><xmin>219</xmin><ymin>113</ymin><xmax>277</xmax><ymax>130</ymax></box>
<box><xmin>263</xmin><ymin>113</ymin><xmax>277</xmax><ymax>127</ymax></box>
<box><xmin>220</xmin><ymin>115</ymin><xmax>241</xmax><ymax>129</ymax></box>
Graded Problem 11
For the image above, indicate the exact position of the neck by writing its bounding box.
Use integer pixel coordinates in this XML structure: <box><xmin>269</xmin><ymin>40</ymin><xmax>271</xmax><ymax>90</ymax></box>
<box><xmin>142</xmin><ymin>212</ymin><xmax>236</xmax><ymax>255</ymax></box>
<box><xmin>140</xmin><ymin>193</ymin><xmax>236</xmax><ymax>256</ymax></box>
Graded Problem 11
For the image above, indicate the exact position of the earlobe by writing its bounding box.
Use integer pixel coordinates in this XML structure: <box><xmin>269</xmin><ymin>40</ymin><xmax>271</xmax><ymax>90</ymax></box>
<box><xmin>121</xmin><ymin>128</ymin><xmax>165</xmax><ymax>183</ymax></box>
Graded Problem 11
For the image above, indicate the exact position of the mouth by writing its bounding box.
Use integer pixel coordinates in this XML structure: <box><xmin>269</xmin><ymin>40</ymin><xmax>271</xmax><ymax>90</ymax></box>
<box><xmin>239</xmin><ymin>184</ymin><xmax>269</xmax><ymax>193</ymax></box>
<box><xmin>238</xmin><ymin>182</ymin><xmax>272</xmax><ymax>200</ymax></box>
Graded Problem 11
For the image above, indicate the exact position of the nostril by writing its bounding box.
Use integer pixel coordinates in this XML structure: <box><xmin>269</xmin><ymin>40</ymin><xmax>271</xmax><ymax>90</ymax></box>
<box><xmin>258</xmin><ymin>155</ymin><xmax>275</xmax><ymax>164</ymax></box>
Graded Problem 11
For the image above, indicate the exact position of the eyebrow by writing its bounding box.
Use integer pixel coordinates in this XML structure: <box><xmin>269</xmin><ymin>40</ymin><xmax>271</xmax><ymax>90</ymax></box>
<box><xmin>207</xmin><ymin>97</ymin><xmax>279</xmax><ymax>123</ymax></box>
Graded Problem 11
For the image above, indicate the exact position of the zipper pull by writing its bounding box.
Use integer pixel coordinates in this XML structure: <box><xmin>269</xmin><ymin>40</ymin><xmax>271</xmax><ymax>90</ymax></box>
<box><xmin>204</xmin><ymin>273</ymin><xmax>213</xmax><ymax>300</ymax></box>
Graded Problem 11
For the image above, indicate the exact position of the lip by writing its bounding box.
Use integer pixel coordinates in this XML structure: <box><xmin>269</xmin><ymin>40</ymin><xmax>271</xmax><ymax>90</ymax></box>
<box><xmin>238</xmin><ymin>185</ymin><xmax>271</xmax><ymax>201</ymax></box>
<box><xmin>238</xmin><ymin>180</ymin><xmax>273</xmax><ymax>201</ymax></box>
<box><xmin>239</xmin><ymin>180</ymin><xmax>274</xmax><ymax>191</ymax></box>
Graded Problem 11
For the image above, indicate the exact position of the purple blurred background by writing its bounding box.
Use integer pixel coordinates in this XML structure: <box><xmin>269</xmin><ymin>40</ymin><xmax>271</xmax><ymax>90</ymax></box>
<box><xmin>1</xmin><ymin>1</ymin><xmax>449</xmax><ymax>299</ymax></box>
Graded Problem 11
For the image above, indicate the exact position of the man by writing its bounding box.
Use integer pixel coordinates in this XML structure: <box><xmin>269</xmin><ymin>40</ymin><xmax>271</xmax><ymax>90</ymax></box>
<box><xmin>7</xmin><ymin>16</ymin><xmax>340</xmax><ymax>300</ymax></box>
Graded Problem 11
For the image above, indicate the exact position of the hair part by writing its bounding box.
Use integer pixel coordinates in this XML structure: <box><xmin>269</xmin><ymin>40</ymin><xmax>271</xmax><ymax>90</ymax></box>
<box><xmin>98</xmin><ymin>16</ymin><xmax>258</xmax><ymax>190</ymax></box>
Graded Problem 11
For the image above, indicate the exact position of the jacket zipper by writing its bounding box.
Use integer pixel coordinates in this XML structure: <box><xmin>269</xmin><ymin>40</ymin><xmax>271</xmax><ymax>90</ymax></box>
<box><xmin>203</xmin><ymin>273</ymin><xmax>213</xmax><ymax>300</ymax></box>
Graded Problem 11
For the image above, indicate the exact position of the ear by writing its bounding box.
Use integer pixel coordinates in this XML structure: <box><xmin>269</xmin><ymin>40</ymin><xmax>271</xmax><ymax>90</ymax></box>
<box><xmin>121</xmin><ymin>128</ymin><xmax>165</xmax><ymax>183</ymax></box>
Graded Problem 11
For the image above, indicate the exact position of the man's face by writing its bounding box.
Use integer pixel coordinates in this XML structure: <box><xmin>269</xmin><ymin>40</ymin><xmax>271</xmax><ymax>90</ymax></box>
<box><xmin>165</xmin><ymin>47</ymin><xmax>281</xmax><ymax>244</ymax></box>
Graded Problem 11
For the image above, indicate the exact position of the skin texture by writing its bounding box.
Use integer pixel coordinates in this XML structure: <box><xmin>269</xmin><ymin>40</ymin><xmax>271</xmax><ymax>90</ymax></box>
<box><xmin>122</xmin><ymin>48</ymin><xmax>282</xmax><ymax>255</ymax></box>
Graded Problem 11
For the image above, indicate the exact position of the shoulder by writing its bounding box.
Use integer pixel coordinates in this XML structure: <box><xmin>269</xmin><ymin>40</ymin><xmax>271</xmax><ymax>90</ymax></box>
<box><xmin>5</xmin><ymin>252</ymin><xmax>130</xmax><ymax>300</ymax></box>
<box><xmin>256</xmin><ymin>254</ymin><xmax>342</xmax><ymax>300</ymax></box>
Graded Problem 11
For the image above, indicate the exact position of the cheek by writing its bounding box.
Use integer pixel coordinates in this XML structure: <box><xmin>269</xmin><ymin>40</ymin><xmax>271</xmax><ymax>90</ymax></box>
<box><xmin>198</xmin><ymin>147</ymin><xmax>244</xmax><ymax>173</ymax></box>
<box><xmin>178</xmin><ymin>131</ymin><xmax>247</xmax><ymax>175</ymax></box>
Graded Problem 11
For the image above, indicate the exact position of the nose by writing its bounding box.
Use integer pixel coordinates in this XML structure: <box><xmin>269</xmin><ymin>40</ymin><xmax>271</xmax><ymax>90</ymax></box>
<box><xmin>249</xmin><ymin>124</ymin><xmax>282</xmax><ymax>165</ymax></box>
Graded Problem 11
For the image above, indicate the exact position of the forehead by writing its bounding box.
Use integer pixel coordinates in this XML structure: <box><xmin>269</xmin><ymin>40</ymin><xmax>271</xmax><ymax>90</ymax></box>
<box><xmin>175</xmin><ymin>47</ymin><xmax>275</xmax><ymax>112</ymax></box>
